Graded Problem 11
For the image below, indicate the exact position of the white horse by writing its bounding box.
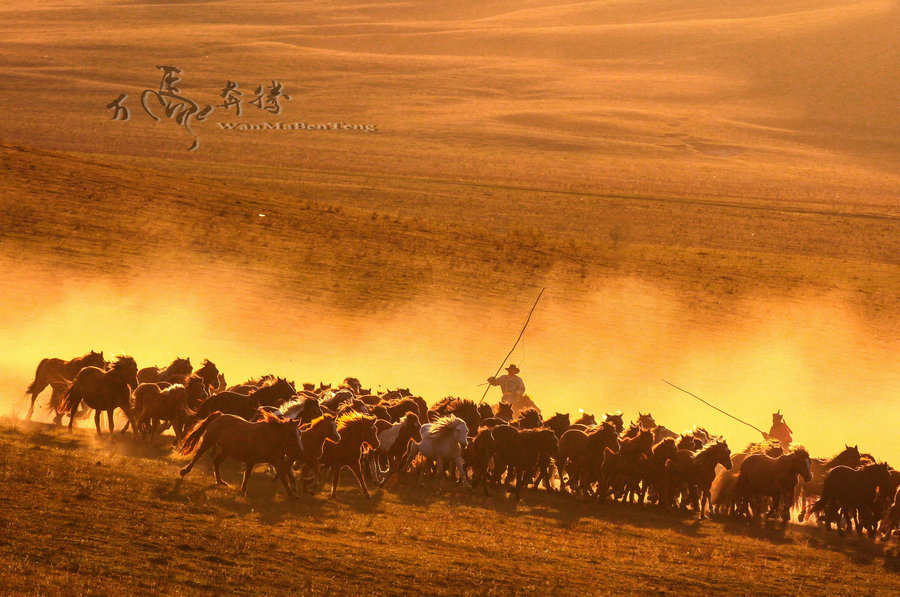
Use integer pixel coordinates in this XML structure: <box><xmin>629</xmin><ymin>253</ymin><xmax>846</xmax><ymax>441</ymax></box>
<box><xmin>405</xmin><ymin>415</ymin><xmax>470</xmax><ymax>491</ymax></box>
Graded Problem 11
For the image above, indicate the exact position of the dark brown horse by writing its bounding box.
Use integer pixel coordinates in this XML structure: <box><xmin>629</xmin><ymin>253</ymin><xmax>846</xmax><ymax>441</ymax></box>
<box><xmin>427</xmin><ymin>397</ymin><xmax>480</xmax><ymax>437</ymax></box>
<box><xmin>179</xmin><ymin>411</ymin><xmax>303</xmax><ymax>497</ymax></box>
<box><xmin>320</xmin><ymin>412</ymin><xmax>380</xmax><ymax>499</ymax></box>
<box><xmin>511</xmin><ymin>407</ymin><xmax>543</xmax><ymax>429</ymax></box>
<box><xmin>379</xmin><ymin>397</ymin><xmax>420</xmax><ymax>422</ymax></box>
<box><xmin>137</xmin><ymin>357</ymin><xmax>192</xmax><ymax>385</ymax></box>
<box><xmin>557</xmin><ymin>422</ymin><xmax>619</xmax><ymax>497</ymax></box>
<box><xmin>603</xmin><ymin>412</ymin><xmax>624</xmax><ymax>434</ymax></box>
<box><xmin>188</xmin><ymin>359</ymin><xmax>220</xmax><ymax>393</ymax></box>
<box><xmin>58</xmin><ymin>356</ymin><xmax>138</xmax><ymax>435</ymax></box>
<box><xmin>809</xmin><ymin>462</ymin><xmax>893</xmax><ymax>536</ymax></box>
<box><xmin>795</xmin><ymin>444</ymin><xmax>862</xmax><ymax>522</ymax></box>
<box><xmin>25</xmin><ymin>350</ymin><xmax>105</xmax><ymax>420</ymax></box>
<box><xmin>640</xmin><ymin>437</ymin><xmax>678</xmax><ymax>505</ymax></box>
<box><xmin>664</xmin><ymin>440</ymin><xmax>732</xmax><ymax>519</ymax></box>
<box><xmin>734</xmin><ymin>449</ymin><xmax>812</xmax><ymax>524</ymax></box>
<box><xmin>572</xmin><ymin>412</ymin><xmax>596</xmax><ymax>427</ymax></box>
<box><xmin>602</xmin><ymin>429</ymin><xmax>655</xmax><ymax>501</ymax></box>
<box><xmin>490</xmin><ymin>426</ymin><xmax>559</xmax><ymax>500</ymax></box>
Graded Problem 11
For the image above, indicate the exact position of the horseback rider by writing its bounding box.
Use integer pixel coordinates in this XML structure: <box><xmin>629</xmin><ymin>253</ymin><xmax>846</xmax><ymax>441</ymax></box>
<box><xmin>487</xmin><ymin>364</ymin><xmax>526</xmax><ymax>407</ymax></box>
<box><xmin>766</xmin><ymin>410</ymin><xmax>793</xmax><ymax>448</ymax></box>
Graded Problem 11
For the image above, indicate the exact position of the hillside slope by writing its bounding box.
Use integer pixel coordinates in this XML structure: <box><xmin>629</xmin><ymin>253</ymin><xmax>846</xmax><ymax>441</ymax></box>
<box><xmin>1</xmin><ymin>420</ymin><xmax>899</xmax><ymax>596</ymax></box>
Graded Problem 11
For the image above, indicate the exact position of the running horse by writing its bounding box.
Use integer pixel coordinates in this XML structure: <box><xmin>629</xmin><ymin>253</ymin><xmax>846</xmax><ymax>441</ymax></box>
<box><xmin>179</xmin><ymin>410</ymin><xmax>306</xmax><ymax>497</ymax></box>
<box><xmin>808</xmin><ymin>462</ymin><xmax>893</xmax><ymax>537</ymax></box>
<box><xmin>734</xmin><ymin>449</ymin><xmax>812</xmax><ymax>525</ymax></box>
<box><xmin>58</xmin><ymin>355</ymin><xmax>138</xmax><ymax>435</ymax></box>
<box><xmin>320</xmin><ymin>411</ymin><xmax>380</xmax><ymax>499</ymax></box>
<box><xmin>24</xmin><ymin>350</ymin><xmax>105</xmax><ymax>420</ymax></box>
<box><xmin>664</xmin><ymin>440</ymin><xmax>732</xmax><ymax>519</ymax></box>
<box><xmin>136</xmin><ymin>357</ymin><xmax>193</xmax><ymax>385</ymax></box>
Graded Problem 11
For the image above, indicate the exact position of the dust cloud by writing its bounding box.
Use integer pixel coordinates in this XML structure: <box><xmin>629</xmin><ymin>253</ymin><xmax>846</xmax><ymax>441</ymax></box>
<box><xmin>2</xmin><ymin>263</ymin><xmax>897</xmax><ymax>463</ymax></box>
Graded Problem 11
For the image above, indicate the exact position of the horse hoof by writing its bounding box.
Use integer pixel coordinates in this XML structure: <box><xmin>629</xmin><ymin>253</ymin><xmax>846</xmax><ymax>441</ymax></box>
<box><xmin>179</xmin><ymin>468</ymin><xmax>189</xmax><ymax>477</ymax></box>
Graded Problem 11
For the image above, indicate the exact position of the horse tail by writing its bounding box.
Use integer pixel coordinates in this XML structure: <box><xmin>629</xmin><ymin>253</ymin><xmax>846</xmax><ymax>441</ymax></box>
<box><xmin>57</xmin><ymin>380</ymin><xmax>77</xmax><ymax>414</ymax></box>
<box><xmin>25</xmin><ymin>359</ymin><xmax>49</xmax><ymax>396</ymax></box>
<box><xmin>179</xmin><ymin>411</ymin><xmax>223</xmax><ymax>455</ymax></box>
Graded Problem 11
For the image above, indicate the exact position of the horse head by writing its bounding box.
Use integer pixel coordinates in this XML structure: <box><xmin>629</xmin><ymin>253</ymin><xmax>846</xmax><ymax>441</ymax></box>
<box><xmin>604</xmin><ymin>412</ymin><xmax>624</xmax><ymax>434</ymax></box>
<box><xmin>454</xmin><ymin>420</ymin><xmax>470</xmax><ymax>446</ymax></box>
<box><xmin>792</xmin><ymin>449</ymin><xmax>812</xmax><ymax>481</ymax></box>
<box><xmin>404</xmin><ymin>413</ymin><xmax>422</xmax><ymax>443</ymax></box>
<box><xmin>320</xmin><ymin>414</ymin><xmax>341</xmax><ymax>443</ymax></box>
<box><xmin>716</xmin><ymin>441</ymin><xmax>732</xmax><ymax>470</ymax></box>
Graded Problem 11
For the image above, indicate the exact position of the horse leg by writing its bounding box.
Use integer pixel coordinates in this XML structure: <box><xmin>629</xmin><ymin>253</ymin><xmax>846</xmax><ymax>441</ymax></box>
<box><xmin>349</xmin><ymin>461</ymin><xmax>371</xmax><ymax>499</ymax></box>
<box><xmin>435</xmin><ymin>458</ymin><xmax>446</xmax><ymax>493</ymax></box>
<box><xmin>241</xmin><ymin>463</ymin><xmax>255</xmax><ymax>495</ymax></box>
<box><xmin>454</xmin><ymin>454</ymin><xmax>470</xmax><ymax>488</ymax></box>
<box><xmin>93</xmin><ymin>410</ymin><xmax>103</xmax><ymax>435</ymax></box>
<box><xmin>107</xmin><ymin>409</ymin><xmax>116</xmax><ymax>436</ymax></box>
<box><xmin>275</xmin><ymin>462</ymin><xmax>297</xmax><ymax>498</ymax></box>
<box><xmin>25</xmin><ymin>393</ymin><xmax>37</xmax><ymax>421</ymax></box>
<box><xmin>331</xmin><ymin>465</ymin><xmax>342</xmax><ymax>498</ymax></box>
<box><xmin>213</xmin><ymin>450</ymin><xmax>229</xmax><ymax>487</ymax></box>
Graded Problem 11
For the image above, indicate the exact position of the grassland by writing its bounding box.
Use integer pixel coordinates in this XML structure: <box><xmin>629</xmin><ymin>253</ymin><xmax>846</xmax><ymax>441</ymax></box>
<box><xmin>1</xmin><ymin>418</ymin><xmax>899</xmax><ymax>596</ymax></box>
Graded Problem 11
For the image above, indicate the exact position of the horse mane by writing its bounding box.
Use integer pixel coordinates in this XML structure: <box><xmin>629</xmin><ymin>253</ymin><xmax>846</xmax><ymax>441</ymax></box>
<box><xmin>257</xmin><ymin>409</ymin><xmax>290</xmax><ymax>424</ymax></box>
<box><xmin>446</xmin><ymin>398</ymin><xmax>477</xmax><ymax>415</ymax></box>
<box><xmin>653</xmin><ymin>436</ymin><xmax>677</xmax><ymax>452</ymax></box>
<box><xmin>337</xmin><ymin>411</ymin><xmax>375</xmax><ymax>434</ymax></box>
<box><xmin>426</xmin><ymin>415</ymin><xmax>465</xmax><ymax>440</ymax></box>
<box><xmin>790</xmin><ymin>447</ymin><xmax>810</xmax><ymax>459</ymax></box>
<box><xmin>110</xmin><ymin>355</ymin><xmax>135</xmax><ymax>371</ymax></box>
<box><xmin>430</xmin><ymin>396</ymin><xmax>455</xmax><ymax>411</ymax></box>
<box><xmin>694</xmin><ymin>440</ymin><xmax>727</xmax><ymax>465</ymax></box>
<box><xmin>279</xmin><ymin>396</ymin><xmax>314</xmax><ymax>414</ymax></box>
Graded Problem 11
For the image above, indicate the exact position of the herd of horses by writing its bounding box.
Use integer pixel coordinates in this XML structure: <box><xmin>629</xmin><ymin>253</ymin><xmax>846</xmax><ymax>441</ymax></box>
<box><xmin>21</xmin><ymin>351</ymin><xmax>900</xmax><ymax>546</ymax></box>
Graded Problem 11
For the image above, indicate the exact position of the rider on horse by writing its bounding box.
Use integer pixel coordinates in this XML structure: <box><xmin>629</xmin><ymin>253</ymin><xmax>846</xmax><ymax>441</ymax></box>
<box><xmin>766</xmin><ymin>410</ymin><xmax>793</xmax><ymax>448</ymax></box>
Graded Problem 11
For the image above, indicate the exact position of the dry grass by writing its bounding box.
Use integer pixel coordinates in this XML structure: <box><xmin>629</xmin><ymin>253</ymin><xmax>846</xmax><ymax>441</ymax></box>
<box><xmin>1</xmin><ymin>418</ymin><xmax>899</xmax><ymax>596</ymax></box>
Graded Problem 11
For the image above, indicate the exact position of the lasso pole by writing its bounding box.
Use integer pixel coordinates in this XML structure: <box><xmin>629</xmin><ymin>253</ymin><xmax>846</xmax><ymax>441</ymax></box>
<box><xmin>478</xmin><ymin>288</ymin><xmax>545</xmax><ymax>405</ymax></box>
<box><xmin>661</xmin><ymin>379</ymin><xmax>769</xmax><ymax>437</ymax></box>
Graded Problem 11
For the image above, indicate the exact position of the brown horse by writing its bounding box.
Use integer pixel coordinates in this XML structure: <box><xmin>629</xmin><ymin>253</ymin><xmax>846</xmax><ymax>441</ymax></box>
<box><xmin>557</xmin><ymin>422</ymin><xmax>619</xmax><ymax>497</ymax></box>
<box><xmin>294</xmin><ymin>415</ymin><xmax>342</xmax><ymax>495</ymax></box>
<box><xmin>25</xmin><ymin>350</ymin><xmax>105</xmax><ymax>420</ymax></box>
<box><xmin>664</xmin><ymin>440</ymin><xmax>732</xmax><ymax>519</ymax></box>
<box><xmin>734</xmin><ymin>449</ymin><xmax>812</xmax><ymax>524</ymax></box>
<box><xmin>808</xmin><ymin>462</ymin><xmax>893</xmax><ymax>536</ymax></box>
<box><xmin>194</xmin><ymin>377</ymin><xmax>296</xmax><ymax>421</ymax></box>
<box><xmin>137</xmin><ymin>357</ymin><xmax>192</xmax><ymax>385</ymax></box>
<box><xmin>179</xmin><ymin>411</ymin><xmax>303</xmax><ymax>497</ymax></box>
<box><xmin>132</xmin><ymin>378</ymin><xmax>206</xmax><ymax>442</ymax></box>
<box><xmin>320</xmin><ymin>412</ymin><xmax>380</xmax><ymax>499</ymax></box>
<box><xmin>58</xmin><ymin>356</ymin><xmax>138</xmax><ymax>435</ymax></box>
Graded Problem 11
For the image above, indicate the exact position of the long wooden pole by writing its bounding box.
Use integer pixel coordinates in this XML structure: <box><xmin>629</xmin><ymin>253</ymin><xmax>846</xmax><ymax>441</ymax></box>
<box><xmin>478</xmin><ymin>288</ymin><xmax>545</xmax><ymax>405</ymax></box>
<box><xmin>662</xmin><ymin>379</ymin><xmax>769</xmax><ymax>437</ymax></box>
